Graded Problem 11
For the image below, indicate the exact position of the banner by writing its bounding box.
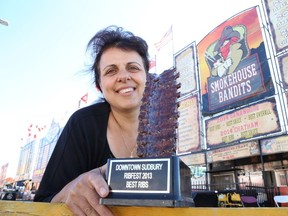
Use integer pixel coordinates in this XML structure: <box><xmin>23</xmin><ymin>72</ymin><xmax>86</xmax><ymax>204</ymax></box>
<box><xmin>198</xmin><ymin>7</ymin><xmax>275</xmax><ymax>115</ymax></box>
<box><xmin>206</xmin><ymin>98</ymin><xmax>281</xmax><ymax>147</ymax></box>
<box><xmin>261</xmin><ymin>134</ymin><xmax>288</xmax><ymax>155</ymax></box>
<box><xmin>264</xmin><ymin>0</ymin><xmax>288</xmax><ymax>53</ymax></box>
<box><xmin>180</xmin><ymin>153</ymin><xmax>206</xmax><ymax>166</ymax></box>
<box><xmin>278</xmin><ymin>52</ymin><xmax>288</xmax><ymax>89</ymax></box>
<box><xmin>206</xmin><ymin>141</ymin><xmax>259</xmax><ymax>163</ymax></box>
<box><xmin>177</xmin><ymin>94</ymin><xmax>201</xmax><ymax>154</ymax></box>
<box><xmin>175</xmin><ymin>42</ymin><xmax>198</xmax><ymax>96</ymax></box>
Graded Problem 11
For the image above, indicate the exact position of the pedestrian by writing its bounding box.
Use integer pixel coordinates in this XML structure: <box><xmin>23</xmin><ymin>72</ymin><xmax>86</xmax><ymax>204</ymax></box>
<box><xmin>34</xmin><ymin>25</ymin><xmax>150</xmax><ymax>216</ymax></box>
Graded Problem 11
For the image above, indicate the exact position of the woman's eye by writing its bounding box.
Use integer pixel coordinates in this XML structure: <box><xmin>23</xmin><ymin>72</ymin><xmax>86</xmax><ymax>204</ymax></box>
<box><xmin>128</xmin><ymin>66</ymin><xmax>139</xmax><ymax>71</ymax></box>
<box><xmin>105</xmin><ymin>69</ymin><xmax>117</xmax><ymax>75</ymax></box>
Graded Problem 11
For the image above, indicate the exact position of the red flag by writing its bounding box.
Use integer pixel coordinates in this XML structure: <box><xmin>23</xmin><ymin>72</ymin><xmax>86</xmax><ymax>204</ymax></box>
<box><xmin>149</xmin><ymin>57</ymin><xmax>156</xmax><ymax>69</ymax></box>
<box><xmin>81</xmin><ymin>93</ymin><xmax>88</xmax><ymax>103</ymax></box>
<box><xmin>28</xmin><ymin>124</ymin><xmax>33</xmax><ymax>131</ymax></box>
<box><xmin>154</xmin><ymin>26</ymin><xmax>173</xmax><ymax>51</ymax></box>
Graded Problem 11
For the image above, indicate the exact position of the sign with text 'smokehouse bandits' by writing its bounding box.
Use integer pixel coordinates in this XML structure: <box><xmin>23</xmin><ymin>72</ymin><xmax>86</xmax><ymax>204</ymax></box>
<box><xmin>278</xmin><ymin>52</ymin><xmax>288</xmax><ymax>90</ymax></box>
<box><xmin>198</xmin><ymin>7</ymin><xmax>275</xmax><ymax>115</ymax></box>
<box><xmin>205</xmin><ymin>98</ymin><xmax>281</xmax><ymax>147</ymax></box>
<box><xmin>177</xmin><ymin>94</ymin><xmax>201</xmax><ymax>154</ymax></box>
<box><xmin>264</xmin><ymin>0</ymin><xmax>288</xmax><ymax>53</ymax></box>
<box><xmin>175</xmin><ymin>42</ymin><xmax>198</xmax><ymax>96</ymax></box>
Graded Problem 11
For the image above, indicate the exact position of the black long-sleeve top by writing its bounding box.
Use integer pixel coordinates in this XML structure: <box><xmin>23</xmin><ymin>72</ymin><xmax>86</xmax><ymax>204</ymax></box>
<box><xmin>34</xmin><ymin>101</ymin><xmax>113</xmax><ymax>202</ymax></box>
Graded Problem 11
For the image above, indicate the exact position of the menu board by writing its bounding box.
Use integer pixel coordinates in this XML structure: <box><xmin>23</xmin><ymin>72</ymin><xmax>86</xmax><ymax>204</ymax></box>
<box><xmin>206</xmin><ymin>98</ymin><xmax>281</xmax><ymax>147</ymax></box>
<box><xmin>278</xmin><ymin>53</ymin><xmax>288</xmax><ymax>89</ymax></box>
<box><xmin>264</xmin><ymin>0</ymin><xmax>288</xmax><ymax>53</ymax></box>
<box><xmin>177</xmin><ymin>95</ymin><xmax>201</xmax><ymax>153</ymax></box>
<box><xmin>175</xmin><ymin>42</ymin><xmax>198</xmax><ymax>96</ymax></box>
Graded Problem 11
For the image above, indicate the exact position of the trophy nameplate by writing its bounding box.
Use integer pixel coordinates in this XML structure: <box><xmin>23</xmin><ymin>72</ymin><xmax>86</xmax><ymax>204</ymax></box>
<box><xmin>100</xmin><ymin>156</ymin><xmax>194</xmax><ymax>207</ymax></box>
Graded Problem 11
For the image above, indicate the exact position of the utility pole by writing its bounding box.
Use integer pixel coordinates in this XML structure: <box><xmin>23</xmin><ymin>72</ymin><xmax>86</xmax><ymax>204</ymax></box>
<box><xmin>0</xmin><ymin>19</ymin><xmax>8</xmax><ymax>26</ymax></box>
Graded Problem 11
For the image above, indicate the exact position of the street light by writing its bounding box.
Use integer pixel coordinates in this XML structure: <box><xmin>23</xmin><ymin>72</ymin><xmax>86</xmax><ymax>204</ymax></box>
<box><xmin>0</xmin><ymin>19</ymin><xmax>8</xmax><ymax>26</ymax></box>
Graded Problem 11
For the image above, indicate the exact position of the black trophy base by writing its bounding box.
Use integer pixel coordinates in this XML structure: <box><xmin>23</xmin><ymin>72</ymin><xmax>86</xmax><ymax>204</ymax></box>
<box><xmin>102</xmin><ymin>156</ymin><xmax>194</xmax><ymax>207</ymax></box>
<box><xmin>100</xmin><ymin>197</ymin><xmax>194</xmax><ymax>207</ymax></box>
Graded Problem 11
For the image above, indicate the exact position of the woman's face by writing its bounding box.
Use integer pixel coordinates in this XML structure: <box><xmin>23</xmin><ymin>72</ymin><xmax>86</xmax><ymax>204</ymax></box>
<box><xmin>99</xmin><ymin>47</ymin><xmax>147</xmax><ymax>112</ymax></box>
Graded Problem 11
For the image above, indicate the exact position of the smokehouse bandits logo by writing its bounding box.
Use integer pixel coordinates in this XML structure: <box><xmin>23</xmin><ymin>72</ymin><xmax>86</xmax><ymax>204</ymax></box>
<box><xmin>205</xmin><ymin>25</ymin><xmax>266</xmax><ymax>111</ymax></box>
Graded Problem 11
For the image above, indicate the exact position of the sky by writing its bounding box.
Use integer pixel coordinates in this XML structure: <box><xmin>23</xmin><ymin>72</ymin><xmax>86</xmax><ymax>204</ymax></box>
<box><xmin>0</xmin><ymin>0</ymin><xmax>261</xmax><ymax>177</ymax></box>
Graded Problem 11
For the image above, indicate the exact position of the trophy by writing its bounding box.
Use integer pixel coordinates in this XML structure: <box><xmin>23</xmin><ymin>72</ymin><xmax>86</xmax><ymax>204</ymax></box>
<box><xmin>100</xmin><ymin>69</ymin><xmax>194</xmax><ymax>207</ymax></box>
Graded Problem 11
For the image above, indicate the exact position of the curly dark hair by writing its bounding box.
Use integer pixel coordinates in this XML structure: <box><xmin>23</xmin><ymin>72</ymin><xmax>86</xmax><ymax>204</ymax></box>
<box><xmin>87</xmin><ymin>25</ymin><xmax>150</xmax><ymax>91</ymax></box>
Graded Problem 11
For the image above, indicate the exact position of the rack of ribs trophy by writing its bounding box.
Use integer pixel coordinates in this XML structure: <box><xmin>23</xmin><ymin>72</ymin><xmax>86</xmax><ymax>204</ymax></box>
<box><xmin>100</xmin><ymin>69</ymin><xmax>194</xmax><ymax>207</ymax></box>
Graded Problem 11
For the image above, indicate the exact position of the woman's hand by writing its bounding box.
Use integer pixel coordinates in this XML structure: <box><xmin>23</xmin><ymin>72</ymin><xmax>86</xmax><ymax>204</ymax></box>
<box><xmin>51</xmin><ymin>164</ymin><xmax>113</xmax><ymax>216</ymax></box>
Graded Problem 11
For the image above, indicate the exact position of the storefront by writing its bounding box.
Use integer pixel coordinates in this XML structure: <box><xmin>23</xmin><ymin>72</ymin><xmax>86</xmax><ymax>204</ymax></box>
<box><xmin>201</xmin><ymin>135</ymin><xmax>288</xmax><ymax>206</ymax></box>
<box><xmin>260</xmin><ymin>135</ymin><xmax>288</xmax><ymax>194</ymax></box>
<box><xmin>206</xmin><ymin>141</ymin><xmax>260</xmax><ymax>189</ymax></box>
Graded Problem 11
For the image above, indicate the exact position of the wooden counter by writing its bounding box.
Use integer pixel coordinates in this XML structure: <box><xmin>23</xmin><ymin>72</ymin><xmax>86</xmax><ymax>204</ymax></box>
<box><xmin>0</xmin><ymin>201</ymin><xmax>287</xmax><ymax>216</ymax></box>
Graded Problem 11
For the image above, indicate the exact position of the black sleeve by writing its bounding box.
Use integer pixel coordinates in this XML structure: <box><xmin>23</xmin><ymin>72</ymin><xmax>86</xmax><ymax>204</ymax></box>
<box><xmin>34</xmin><ymin>103</ymin><xmax>111</xmax><ymax>202</ymax></box>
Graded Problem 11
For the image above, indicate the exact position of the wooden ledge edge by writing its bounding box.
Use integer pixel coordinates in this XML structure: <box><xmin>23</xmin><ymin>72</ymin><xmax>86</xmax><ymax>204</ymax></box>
<box><xmin>0</xmin><ymin>201</ymin><xmax>287</xmax><ymax>216</ymax></box>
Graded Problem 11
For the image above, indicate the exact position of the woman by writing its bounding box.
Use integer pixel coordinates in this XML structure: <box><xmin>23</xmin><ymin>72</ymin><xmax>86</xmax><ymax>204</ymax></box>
<box><xmin>34</xmin><ymin>25</ymin><xmax>150</xmax><ymax>216</ymax></box>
